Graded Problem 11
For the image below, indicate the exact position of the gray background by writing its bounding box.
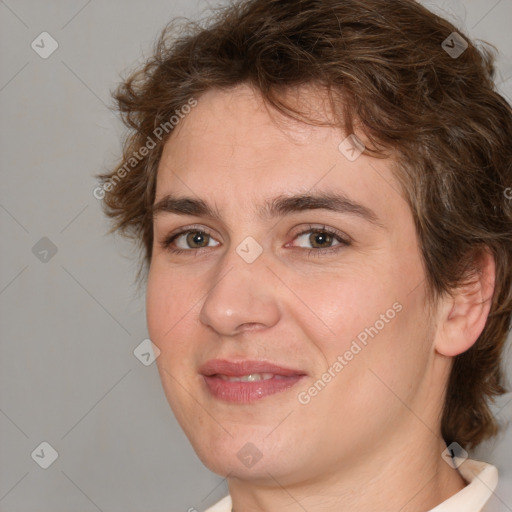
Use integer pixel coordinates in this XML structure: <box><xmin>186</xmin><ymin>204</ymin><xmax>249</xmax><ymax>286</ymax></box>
<box><xmin>0</xmin><ymin>0</ymin><xmax>511</xmax><ymax>511</ymax></box>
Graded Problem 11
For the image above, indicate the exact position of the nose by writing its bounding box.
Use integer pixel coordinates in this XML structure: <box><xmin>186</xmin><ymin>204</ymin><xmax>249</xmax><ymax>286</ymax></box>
<box><xmin>198</xmin><ymin>247</ymin><xmax>281</xmax><ymax>336</ymax></box>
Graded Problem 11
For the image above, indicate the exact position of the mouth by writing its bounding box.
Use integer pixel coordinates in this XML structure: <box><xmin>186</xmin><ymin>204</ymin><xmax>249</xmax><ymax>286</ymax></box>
<box><xmin>199</xmin><ymin>359</ymin><xmax>307</xmax><ymax>403</ymax></box>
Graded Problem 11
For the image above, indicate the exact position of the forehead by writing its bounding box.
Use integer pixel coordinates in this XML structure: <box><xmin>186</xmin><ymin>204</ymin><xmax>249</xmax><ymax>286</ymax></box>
<box><xmin>154</xmin><ymin>84</ymin><xmax>408</xmax><ymax>225</ymax></box>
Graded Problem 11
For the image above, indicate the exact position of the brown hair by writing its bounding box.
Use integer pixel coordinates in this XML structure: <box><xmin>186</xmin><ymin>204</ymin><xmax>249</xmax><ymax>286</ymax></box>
<box><xmin>97</xmin><ymin>0</ymin><xmax>512</xmax><ymax>450</ymax></box>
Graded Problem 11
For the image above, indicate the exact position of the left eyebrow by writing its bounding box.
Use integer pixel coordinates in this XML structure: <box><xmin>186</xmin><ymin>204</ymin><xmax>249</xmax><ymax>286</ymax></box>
<box><xmin>259</xmin><ymin>192</ymin><xmax>385</xmax><ymax>228</ymax></box>
<box><xmin>151</xmin><ymin>191</ymin><xmax>385</xmax><ymax>229</ymax></box>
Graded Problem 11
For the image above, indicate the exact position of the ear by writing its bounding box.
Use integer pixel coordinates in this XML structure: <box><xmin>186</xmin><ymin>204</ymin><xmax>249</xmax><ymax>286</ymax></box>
<box><xmin>434</xmin><ymin>248</ymin><xmax>496</xmax><ymax>357</ymax></box>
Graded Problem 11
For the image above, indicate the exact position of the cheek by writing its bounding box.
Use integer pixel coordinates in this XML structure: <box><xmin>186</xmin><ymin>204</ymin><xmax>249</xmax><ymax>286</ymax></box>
<box><xmin>282</xmin><ymin>265</ymin><xmax>402</xmax><ymax>353</ymax></box>
<box><xmin>285</xmin><ymin>250</ymin><xmax>426</xmax><ymax>374</ymax></box>
<box><xmin>294</xmin><ymin>285</ymin><xmax>430</xmax><ymax>445</ymax></box>
<box><xmin>146</xmin><ymin>266</ymin><xmax>201</xmax><ymax>408</ymax></box>
<box><xmin>146</xmin><ymin>263</ymin><xmax>208</xmax><ymax>381</ymax></box>
<box><xmin>146</xmin><ymin>265</ymin><xmax>191</xmax><ymax>345</ymax></box>
<box><xmin>145</xmin><ymin>268</ymin><xmax>168</xmax><ymax>340</ymax></box>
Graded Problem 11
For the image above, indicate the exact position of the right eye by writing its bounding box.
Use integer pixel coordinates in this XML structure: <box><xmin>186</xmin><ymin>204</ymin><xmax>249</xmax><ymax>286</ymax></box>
<box><xmin>160</xmin><ymin>229</ymin><xmax>221</xmax><ymax>254</ymax></box>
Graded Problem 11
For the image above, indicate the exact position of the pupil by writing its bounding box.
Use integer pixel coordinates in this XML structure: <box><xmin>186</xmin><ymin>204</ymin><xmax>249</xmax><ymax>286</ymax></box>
<box><xmin>311</xmin><ymin>232</ymin><xmax>331</xmax><ymax>248</ymax></box>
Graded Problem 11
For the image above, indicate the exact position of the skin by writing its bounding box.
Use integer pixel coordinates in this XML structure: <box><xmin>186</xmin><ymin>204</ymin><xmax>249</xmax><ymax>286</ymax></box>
<box><xmin>146</xmin><ymin>84</ymin><xmax>495</xmax><ymax>511</ymax></box>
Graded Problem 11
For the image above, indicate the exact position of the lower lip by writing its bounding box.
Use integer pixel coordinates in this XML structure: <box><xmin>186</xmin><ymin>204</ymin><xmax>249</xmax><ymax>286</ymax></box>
<box><xmin>202</xmin><ymin>375</ymin><xmax>305</xmax><ymax>403</ymax></box>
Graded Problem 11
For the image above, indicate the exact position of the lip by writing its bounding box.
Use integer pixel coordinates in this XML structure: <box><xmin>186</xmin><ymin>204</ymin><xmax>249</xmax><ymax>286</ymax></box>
<box><xmin>199</xmin><ymin>359</ymin><xmax>307</xmax><ymax>403</ymax></box>
<box><xmin>199</xmin><ymin>359</ymin><xmax>305</xmax><ymax>377</ymax></box>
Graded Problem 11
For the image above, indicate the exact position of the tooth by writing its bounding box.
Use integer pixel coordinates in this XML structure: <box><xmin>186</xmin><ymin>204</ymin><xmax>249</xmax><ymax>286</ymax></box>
<box><xmin>218</xmin><ymin>373</ymin><xmax>275</xmax><ymax>382</ymax></box>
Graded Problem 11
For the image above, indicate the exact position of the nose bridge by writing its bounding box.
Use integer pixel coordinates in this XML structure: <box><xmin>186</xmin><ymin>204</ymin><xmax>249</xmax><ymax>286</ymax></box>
<box><xmin>198</xmin><ymin>240</ymin><xmax>280</xmax><ymax>335</ymax></box>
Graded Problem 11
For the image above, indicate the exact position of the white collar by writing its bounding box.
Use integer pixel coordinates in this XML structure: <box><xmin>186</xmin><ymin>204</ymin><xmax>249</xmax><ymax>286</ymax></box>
<box><xmin>428</xmin><ymin>459</ymin><xmax>498</xmax><ymax>511</ymax></box>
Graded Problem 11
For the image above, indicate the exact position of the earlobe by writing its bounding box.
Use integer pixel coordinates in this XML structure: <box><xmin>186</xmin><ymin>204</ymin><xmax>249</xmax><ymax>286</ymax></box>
<box><xmin>434</xmin><ymin>249</ymin><xmax>495</xmax><ymax>357</ymax></box>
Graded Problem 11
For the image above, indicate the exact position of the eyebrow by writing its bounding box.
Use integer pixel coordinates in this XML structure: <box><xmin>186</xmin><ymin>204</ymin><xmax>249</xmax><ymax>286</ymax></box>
<box><xmin>151</xmin><ymin>192</ymin><xmax>385</xmax><ymax>228</ymax></box>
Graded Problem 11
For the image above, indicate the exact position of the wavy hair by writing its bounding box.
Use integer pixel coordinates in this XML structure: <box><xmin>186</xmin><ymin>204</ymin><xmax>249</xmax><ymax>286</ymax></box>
<box><xmin>97</xmin><ymin>0</ymin><xmax>512</xmax><ymax>449</ymax></box>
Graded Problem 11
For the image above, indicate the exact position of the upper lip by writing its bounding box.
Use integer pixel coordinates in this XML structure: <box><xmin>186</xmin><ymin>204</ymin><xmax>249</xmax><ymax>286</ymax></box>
<box><xmin>199</xmin><ymin>359</ymin><xmax>307</xmax><ymax>377</ymax></box>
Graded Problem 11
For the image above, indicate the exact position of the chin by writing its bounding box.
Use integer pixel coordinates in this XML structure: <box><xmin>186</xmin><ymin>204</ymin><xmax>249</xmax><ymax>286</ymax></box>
<box><xmin>189</xmin><ymin>430</ymin><xmax>301</xmax><ymax>482</ymax></box>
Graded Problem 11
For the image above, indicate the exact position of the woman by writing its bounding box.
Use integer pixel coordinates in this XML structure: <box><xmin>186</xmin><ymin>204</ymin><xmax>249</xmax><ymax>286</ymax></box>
<box><xmin>98</xmin><ymin>0</ymin><xmax>512</xmax><ymax>510</ymax></box>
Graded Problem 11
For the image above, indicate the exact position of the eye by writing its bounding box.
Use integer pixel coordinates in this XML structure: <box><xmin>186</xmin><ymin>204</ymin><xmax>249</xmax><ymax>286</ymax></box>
<box><xmin>294</xmin><ymin>231</ymin><xmax>339</xmax><ymax>249</ymax></box>
<box><xmin>160</xmin><ymin>227</ymin><xmax>220</xmax><ymax>254</ymax></box>
<box><xmin>287</xmin><ymin>225</ymin><xmax>350</xmax><ymax>256</ymax></box>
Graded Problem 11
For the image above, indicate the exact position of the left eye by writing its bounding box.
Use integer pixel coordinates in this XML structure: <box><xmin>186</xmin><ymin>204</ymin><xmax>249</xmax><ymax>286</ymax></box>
<box><xmin>291</xmin><ymin>229</ymin><xmax>345</xmax><ymax>249</ymax></box>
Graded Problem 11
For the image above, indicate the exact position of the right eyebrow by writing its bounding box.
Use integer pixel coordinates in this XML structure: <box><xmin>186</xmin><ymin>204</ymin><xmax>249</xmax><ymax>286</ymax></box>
<box><xmin>152</xmin><ymin>195</ymin><xmax>221</xmax><ymax>220</ymax></box>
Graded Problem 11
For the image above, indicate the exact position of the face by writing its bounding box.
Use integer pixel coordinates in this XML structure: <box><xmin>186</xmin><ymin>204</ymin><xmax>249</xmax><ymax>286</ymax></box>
<box><xmin>146</xmin><ymin>84</ymin><xmax>437</xmax><ymax>484</ymax></box>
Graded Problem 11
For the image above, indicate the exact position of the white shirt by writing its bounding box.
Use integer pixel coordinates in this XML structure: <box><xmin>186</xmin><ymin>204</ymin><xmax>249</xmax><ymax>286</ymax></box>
<box><xmin>204</xmin><ymin>459</ymin><xmax>499</xmax><ymax>512</ymax></box>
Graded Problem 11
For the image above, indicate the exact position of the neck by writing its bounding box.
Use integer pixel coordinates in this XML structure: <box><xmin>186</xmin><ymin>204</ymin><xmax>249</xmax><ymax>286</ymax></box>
<box><xmin>228</xmin><ymin>432</ymin><xmax>466</xmax><ymax>512</ymax></box>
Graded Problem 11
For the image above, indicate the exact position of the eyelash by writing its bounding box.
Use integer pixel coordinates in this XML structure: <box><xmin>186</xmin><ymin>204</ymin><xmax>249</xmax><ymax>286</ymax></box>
<box><xmin>159</xmin><ymin>224</ymin><xmax>351</xmax><ymax>258</ymax></box>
